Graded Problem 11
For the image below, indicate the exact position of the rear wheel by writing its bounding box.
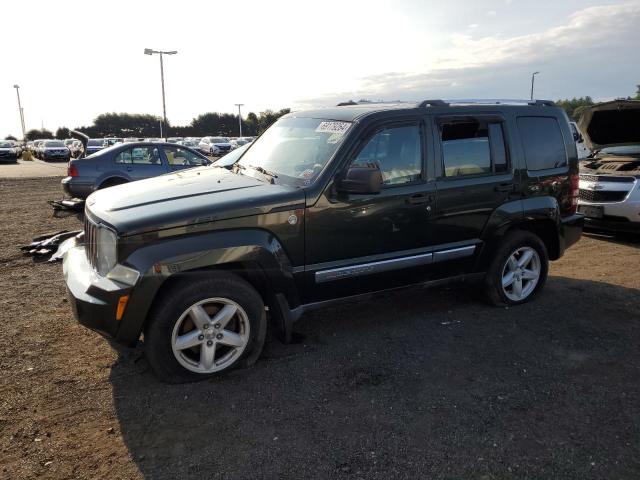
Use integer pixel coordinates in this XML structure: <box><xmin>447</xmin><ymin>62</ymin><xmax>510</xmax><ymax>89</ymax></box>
<box><xmin>144</xmin><ymin>272</ymin><xmax>267</xmax><ymax>383</ymax></box>
<box><xmin>484</xmin><ymin>230</ymin><xmax>548</xmax><ymax>306</ymax></box>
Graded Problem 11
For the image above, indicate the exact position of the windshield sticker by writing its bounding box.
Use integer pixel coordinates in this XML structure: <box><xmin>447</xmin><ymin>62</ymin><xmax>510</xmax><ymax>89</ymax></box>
<box><xmin>315</xmin><ymin>121</ymin><xmax>351</xmax><ymax>135</ymax></box>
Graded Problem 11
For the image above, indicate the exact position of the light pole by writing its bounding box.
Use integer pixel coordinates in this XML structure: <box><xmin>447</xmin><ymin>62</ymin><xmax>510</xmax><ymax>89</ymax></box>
<box><xmin>13</xmin><ymin>84</ymin><xmax>26</xmax><ymax>141</ymax></box>
<box><xmin>235</xmin><ymin>103</ymin><xmax>244</xmax><ymax>137</ymax></box>
<box><xmin>144</xmin><ymin>48</ymin><xmax>177</xmax><ymax>138</ymax></box>
<box><xmin>530</xmin><ymin>71</ymin><xmax>540</xmax><ymax>100</ymax></box>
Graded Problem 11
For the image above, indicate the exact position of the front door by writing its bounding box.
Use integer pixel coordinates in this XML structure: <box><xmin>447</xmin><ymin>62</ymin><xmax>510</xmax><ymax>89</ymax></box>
<box><xmin>304</xmin><ymin>119</ymin><xmax>436</xmax><ymax>303</ymax></box>
<box><xmin>162</xmin><ymin>145</ymin><xmax>209</xmax><ymax>171</ymax></box>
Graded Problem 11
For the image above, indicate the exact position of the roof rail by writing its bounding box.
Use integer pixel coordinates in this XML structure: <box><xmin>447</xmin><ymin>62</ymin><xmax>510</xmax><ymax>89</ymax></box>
<box><xmin>441</xmin><ymin>99</ymin><xmax>556</xmax><ymax>107</ymax></box>
<box><xmin>417</xmin><ymin>99</ymin><xmax>449</xmax><ymax>107</ymax></box>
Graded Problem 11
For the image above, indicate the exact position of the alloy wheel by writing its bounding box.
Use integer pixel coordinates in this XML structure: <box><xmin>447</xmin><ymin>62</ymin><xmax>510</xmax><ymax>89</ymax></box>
<box><xmin>171</xmin><ymin>297</ymin><xmax>250</xmax><ymax>374</ymax></box>
<box><xmin>501</xmin><ymin>246</ymin><xmax>541</xmax><ymax>302</ymax></box>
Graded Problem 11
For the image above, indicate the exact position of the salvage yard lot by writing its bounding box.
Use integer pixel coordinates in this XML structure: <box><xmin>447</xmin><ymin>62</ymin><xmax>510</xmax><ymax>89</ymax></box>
<box><xmin>1</xmin><ymin>177</ymin><xmax>639</xmax><ymax>479</ymax></box>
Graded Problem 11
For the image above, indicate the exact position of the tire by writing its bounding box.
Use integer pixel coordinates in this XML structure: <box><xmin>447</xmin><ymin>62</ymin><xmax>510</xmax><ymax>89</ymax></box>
<box><xmin>484</xmin><ymin>230</ymin><xmax>549</xmax><ymax>306</ymax></box>
<box><xmin>210</xmin><ymin>148</ymin><xmax>215</xmax><ymax>156</ymax></box>
<box><xmin>144</xmin><ymin>271</ymin><xmax>267</xmax><ymax>383</ymax></box>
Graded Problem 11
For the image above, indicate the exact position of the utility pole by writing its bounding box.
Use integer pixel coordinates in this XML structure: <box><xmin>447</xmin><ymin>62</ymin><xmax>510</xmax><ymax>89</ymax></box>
<box><xmin>530</xmin><ymin>71</ymin><xmax>540</xmax><ymax>100</ymax></box>
<box><xmin>144</xmin><ymin>48</ymin><xmax>177</xmax><ymax>139</ymax></box>
<box><xmin>13</xmin><ymin>85</ymin><xmax>26</xmax><ymax>141</ymax></box>
<box><xmin>235</xmin><ymin>103</ymin><xmax>244</xmax><ymax>137</ymax></box>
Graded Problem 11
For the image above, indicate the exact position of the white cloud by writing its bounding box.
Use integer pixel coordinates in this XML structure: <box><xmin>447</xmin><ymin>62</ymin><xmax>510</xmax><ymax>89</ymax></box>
<box><xmin>297</xmin><ymin>2</ymin><xmax>640</xmax><ymax>106</ymax></box>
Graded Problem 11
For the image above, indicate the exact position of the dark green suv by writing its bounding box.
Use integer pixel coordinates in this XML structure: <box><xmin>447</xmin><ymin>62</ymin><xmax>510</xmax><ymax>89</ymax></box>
<box><xmin>63</xmin><ymin>100</ymin><xmax>584</xmax><ymax>382</ymax></box>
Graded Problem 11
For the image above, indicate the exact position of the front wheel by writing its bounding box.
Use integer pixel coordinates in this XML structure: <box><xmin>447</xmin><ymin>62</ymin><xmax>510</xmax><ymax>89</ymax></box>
<box><xmin>484</xmin><ymin>231</ymin><xmax>549</xmax><ymax>306</ymax></box>
<box><xmin>144</xmin><ymin>272</ymin><xmax>267</xmax><ymax>383</ymax></box>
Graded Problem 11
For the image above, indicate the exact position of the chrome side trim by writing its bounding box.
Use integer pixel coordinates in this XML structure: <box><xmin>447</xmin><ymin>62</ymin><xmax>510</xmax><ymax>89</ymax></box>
<box><xmin>315</xmin><ymin>252</ymin><xmax>433</xmax><ymax>283</ymax></box>
<box><xmin>433</xmin><ymin>245</ymin><xmax>476</xmax><ymax>263</ymax></box>
<box><xmin>314</xmin><ymin>244</ymin><xmax>477</xmax><ymax>283</ymax></box>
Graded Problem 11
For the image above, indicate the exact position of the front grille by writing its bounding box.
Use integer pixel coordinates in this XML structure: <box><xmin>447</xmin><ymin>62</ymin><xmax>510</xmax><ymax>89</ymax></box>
<box><xmin>218</xmin><ymin>145</ymin><xmax>231</xmax><ymax>151</ymax></box>
<box><xmin>84</xmin><ymin>216</ymin><xmax>98</xmax><ymax>270</ymax></box>
<box><xmin>578</xmin><ymin>189</ymin><xmax>628</xmax><ymax>202</ymax></box>
<box><xmin>579</xmin><ymin>174</ymin><xmax>635</xmax><ymax>183</ymax></box>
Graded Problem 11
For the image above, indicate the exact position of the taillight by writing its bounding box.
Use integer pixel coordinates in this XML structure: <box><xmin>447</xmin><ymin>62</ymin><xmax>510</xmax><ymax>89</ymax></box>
<box><xmin>68</xmin><ymin>163</ymin><xmax>79</xmax><ymax>177</ymax></box>
<box><xmin>568</xmin><ymin>173</ymin><xmax>579</xmax><ymax>215</ymax></box>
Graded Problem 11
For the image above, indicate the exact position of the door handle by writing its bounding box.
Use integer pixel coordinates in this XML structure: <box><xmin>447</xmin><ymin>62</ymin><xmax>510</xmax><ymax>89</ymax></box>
<box><xmin>406</xmin><ymin>194</ymin><xmax>434</xmax><ymax>205</ymax></box>
<box><xmin>494</xmin><ymin>183</ymin><xmax>514</xmax><ymax>192</ymax></box>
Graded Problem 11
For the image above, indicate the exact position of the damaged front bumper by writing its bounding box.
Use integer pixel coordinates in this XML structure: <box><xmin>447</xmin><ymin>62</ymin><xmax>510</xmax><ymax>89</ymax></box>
<box><xmin>63</xmin><ymin>240</ymin><xmax>133</xmax><ymax>344</ymax></box>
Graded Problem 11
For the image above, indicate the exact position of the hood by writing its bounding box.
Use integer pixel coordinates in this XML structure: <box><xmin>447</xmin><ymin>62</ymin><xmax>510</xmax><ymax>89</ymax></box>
<box><xmin>86</xmin><ymin>166</ymin><xmax>304</xmax><ymax>235</ymax></box>
<box><xmin>70</xmin><ymin>130</ymin><xmax>89</xmax><ymax>158</ymax></box>
<box><xmin>577</xmin><ymin>100</ymin><xmax>640</xmax><ymax>151</ymax></box>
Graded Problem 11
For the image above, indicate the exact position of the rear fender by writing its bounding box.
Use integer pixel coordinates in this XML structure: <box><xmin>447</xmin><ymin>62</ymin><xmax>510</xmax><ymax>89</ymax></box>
<box><xmin>475</xmin><ymin>196</ymin><xmax>562</xmax><ymax>270</ymax></box>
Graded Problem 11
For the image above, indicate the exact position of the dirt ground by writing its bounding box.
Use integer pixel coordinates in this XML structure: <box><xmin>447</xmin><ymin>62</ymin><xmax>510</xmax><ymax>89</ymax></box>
<box><xmin>1</xmin><ymin>177</ymin><xmax>639</xmax><ymax>480</ymax></box>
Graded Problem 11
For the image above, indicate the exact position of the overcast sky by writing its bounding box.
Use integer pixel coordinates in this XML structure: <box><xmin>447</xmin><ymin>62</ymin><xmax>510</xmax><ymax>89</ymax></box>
<box><xmin>1</xmin><ymin>0</ymin><xmax>639</xmax><ymax>137</ymax></box>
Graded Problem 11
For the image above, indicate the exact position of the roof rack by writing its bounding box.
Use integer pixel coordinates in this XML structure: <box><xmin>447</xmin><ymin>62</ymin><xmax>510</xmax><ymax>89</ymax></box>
<box><xmin>417</xmin><ymin>99</ymin><xmax>555</xmax><ymax>107</ymax></box>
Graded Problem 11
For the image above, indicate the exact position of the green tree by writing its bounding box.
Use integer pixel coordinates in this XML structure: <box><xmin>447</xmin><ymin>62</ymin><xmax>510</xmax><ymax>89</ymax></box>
<box><xmin>55</xmin><ymin>127</ymin><xmax>70</xmax><ymax>139</ymax></box>
<box><xmin>4</xmin><ymin>135</ymin><xmax>17</xmax><ymax>141</ymax></box>
<box><xmin>555</xmin><ymin>97</ymin><xmax>595</xmax><ymax>120</ymax></box>
<box><xmin>25</xmin><ymin>128</ymin><xmax>53</xmax><ymax>141</ymax></box>
<box><xmin>255</xmin><ymin>108</ymin><xmax>290</xmax><ymax>134</ymax></box>
<box><xmin>634</xmin><ymin>84</ymin><xmax>640</xmax><ymax>100</ymax></box>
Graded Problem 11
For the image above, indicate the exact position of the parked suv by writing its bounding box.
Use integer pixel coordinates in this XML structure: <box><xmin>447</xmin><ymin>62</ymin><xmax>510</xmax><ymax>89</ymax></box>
<box><xmin>63</xmin><ymin>99</ymin><xmax>583</xmax><ymax>382</ymax></box>
<box><xmin>577</xmin><ymin>100</ymin><xmax>640</xmax><ymax>233</ymax></box>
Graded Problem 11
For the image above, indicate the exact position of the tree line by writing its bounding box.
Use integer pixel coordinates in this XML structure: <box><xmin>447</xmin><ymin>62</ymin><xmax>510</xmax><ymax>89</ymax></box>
<box><xmin>19</xmin><ymin>108</ymin><xmax>290</xmax><ymax>141</ymax></box>
<box><xmin>10</xmin><ymin>83</ymin><xmax>640</xmax><ymax>141</ymax></box>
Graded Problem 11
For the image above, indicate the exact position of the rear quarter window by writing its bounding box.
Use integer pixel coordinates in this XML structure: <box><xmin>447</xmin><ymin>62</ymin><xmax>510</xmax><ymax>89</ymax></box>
<box><xmin>517</xmin><ymin>116</ymin><xmax>567</xmax><ymax>171</ymax></box>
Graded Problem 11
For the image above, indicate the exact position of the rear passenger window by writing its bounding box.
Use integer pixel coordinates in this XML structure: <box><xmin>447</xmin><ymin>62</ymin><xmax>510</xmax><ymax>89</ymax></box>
<box><xmin>440</xmin><ymin>119</ymin><xmax>508</xmax><ymax>177</ymax></box>
<box><xmin>115</xmin><ymin>147</ymin><xmax>161</xmax><ymax>165</ymax></box>
<box><xmin>517</xmin><ymin>116</ymin><xmax>567</xmax><ymax>170</ymax></box>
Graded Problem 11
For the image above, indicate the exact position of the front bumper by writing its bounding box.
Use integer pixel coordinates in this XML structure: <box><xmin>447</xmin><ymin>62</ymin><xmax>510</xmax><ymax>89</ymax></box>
<box><xmin>578</xmin><ymin>198</ymin><xmax>640</xmax><ymax>233</ymax></box>
<box><xmin>63</xmin><ymin>242</ymin><xmax>133</xmax><ymax>344</ymax></box>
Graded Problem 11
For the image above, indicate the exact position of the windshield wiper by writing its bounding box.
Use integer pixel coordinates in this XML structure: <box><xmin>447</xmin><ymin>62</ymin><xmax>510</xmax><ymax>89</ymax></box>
<box><xmin>236</xmin><ymin>164</ymin><xmax>278</xmax><ymax>184</ymax></box>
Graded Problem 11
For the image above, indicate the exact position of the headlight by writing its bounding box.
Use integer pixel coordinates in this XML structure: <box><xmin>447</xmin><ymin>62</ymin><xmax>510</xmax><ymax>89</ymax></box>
<box><xmin>96</xmin><ymin>226</ymin><xmax>117</xmax><ymax>276</ymax></box>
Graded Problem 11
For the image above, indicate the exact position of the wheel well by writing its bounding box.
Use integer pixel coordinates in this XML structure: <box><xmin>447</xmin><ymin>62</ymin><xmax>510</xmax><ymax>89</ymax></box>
<box><xmin>99</xmin><ymin>177</ymin><xmax>128</xmax><ymax>189</ymax></box>
<box><xmin>512</xmin><ymin>219</ymin><xmax>560</xmax><ymax>260</ymax></box>
<box><xmin>477</xmin><ymin>219</ymin><xmax>560</xmax><ymax>271</ymax></box>
<box><xmin>144</xmin><ymin>261</ymin><xmax>273</xmax><ymax>330</ymax></box>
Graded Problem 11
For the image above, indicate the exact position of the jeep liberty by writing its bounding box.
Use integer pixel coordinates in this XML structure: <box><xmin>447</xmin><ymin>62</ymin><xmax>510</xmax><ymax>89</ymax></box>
<box><xmin>63</xmin><ymin>99</ymin><xmax>584</xmax><ymax>382</ymax></box>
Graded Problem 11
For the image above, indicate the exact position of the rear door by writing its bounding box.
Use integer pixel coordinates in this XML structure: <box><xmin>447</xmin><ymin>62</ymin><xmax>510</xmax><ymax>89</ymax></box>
<box><xmin>431</xmin><ymin>114</ymin><xmax>517</xmax><ymax>248</ymax></box>
<box><xmin>113</xmin><ymin>145</ymin><xmax>168</xmax><ymax>180</ymax></box>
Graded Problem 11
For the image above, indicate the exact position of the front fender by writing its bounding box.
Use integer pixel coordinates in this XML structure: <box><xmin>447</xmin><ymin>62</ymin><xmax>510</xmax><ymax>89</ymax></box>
<box><xmin>114</xmin><ymin>229</ymin><xmax>299</xmax><ymax>345</ymax></box>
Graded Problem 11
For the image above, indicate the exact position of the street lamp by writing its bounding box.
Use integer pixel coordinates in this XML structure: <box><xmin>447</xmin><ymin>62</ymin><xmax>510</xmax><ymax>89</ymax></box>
<box><xmin>530</xmin><ymin>71</ymin><xmax>540</xmax><ymax>100</ymax></box>
<box><xmin>144</xmin><ymin>48</ymin><xmax>177</xmax><ymax>138</ymax></box>
<box><xmin>235</xmin><ymin>103</ymin><xmax>244</xmax><ymax>137</ymax></box>
<box><xmin>13</xmin><ymin>84</ymin><xmax>26</xmax><ymax>141</ymax></box>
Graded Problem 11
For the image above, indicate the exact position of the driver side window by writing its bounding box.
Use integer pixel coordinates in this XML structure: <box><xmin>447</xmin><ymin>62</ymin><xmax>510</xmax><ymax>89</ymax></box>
<box><xmin>351</xmin><ymin>125</ymin><xmax>422</xmax><ymax>185</ymax></box>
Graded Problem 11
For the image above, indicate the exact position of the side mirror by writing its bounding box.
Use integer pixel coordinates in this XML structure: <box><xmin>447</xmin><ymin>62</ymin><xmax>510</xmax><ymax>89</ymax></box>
<box><xmin>338</xmin><ymin>165</ymin><xmax>383</xmax><ymax>194</ymax></box>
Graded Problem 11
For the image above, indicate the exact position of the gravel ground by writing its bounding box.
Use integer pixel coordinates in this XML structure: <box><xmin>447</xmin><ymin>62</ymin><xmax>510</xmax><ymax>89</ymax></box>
<box><xmin>1</xmin><ymin>177</ymin><xmax>639</xmax><ymax>480</ymax></box>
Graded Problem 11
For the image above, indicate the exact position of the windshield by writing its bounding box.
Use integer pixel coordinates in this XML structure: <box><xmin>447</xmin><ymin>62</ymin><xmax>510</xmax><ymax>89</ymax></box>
<box><xmin>45</xmin><ymin>141</ymin><xmax>65</xmax><ymax>147</ymax></box>
<box><xmin>0</xmin><ymin>141</ymin><xmax>14</xmax><ymax>148</ymax></box>
<box><xmin>88</xmin><ymin>139</ymin><xmax>104</xmax><ymax>146</ymax></box>
<box><xmin>213</xmin><ymin>143</ymin><xmax>250</xmax><ymax>168</ymax></box>
<box><xmin>599</xmin><ymin>145</ymin><xmax>640</xmax><ymax>155</ymax></box>
<box><xmin>237</xmin><ymin>117</ymin><xmax>351</xmax><ymax>187</ymax></box>
<box><xmin>210</xmin><ymin>137</ymin><xmax>229</xmax><ymax>143</ymax></box>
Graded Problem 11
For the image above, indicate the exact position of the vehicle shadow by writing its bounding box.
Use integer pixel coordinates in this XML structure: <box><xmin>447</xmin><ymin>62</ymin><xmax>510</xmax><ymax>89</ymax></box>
<box><xmin>584</xmin><ymin>230</ymin><xmax>640</xmax><ymax>249</ymax></box>
<box><xmin>110</xmin><ymin>276</ymin><xmax>640</xmax><ymax>479</ymax></box>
